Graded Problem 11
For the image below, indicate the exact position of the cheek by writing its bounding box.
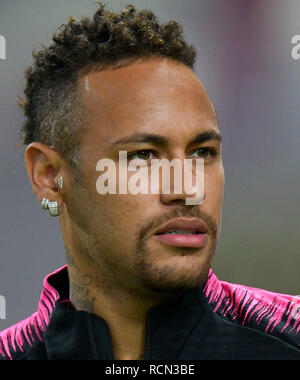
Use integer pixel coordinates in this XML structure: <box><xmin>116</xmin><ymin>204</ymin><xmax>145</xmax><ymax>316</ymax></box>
<box><xmin>204</xmin><ymin>164</ymin><xmax>225</xmax><ymax>219</ymax></box>
<box><xmin>92</xmin><ymin>194</ymin><xmax>144</xmax><ymax>244</ymax></box>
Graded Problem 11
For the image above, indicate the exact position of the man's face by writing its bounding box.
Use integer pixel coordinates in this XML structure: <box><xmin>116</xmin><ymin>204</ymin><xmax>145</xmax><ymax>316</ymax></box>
<box><xmin>65</xmin><ymin>58</ymin><xmax>224</xmax><ymax>296</ymax></box>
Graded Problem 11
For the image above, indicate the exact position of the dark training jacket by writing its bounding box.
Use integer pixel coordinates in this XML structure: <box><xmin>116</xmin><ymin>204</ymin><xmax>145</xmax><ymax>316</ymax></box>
<box><xmin>0</xmin><ymin>265</ymin><xmax>299</xmax><ymax>360</ymax></box>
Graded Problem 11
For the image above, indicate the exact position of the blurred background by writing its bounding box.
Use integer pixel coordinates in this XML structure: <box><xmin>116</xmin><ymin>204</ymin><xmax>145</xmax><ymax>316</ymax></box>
<box><xmin>0</xmin><ymin>0</ymin><xmax>299</xmax><ymax>330</ymax></box>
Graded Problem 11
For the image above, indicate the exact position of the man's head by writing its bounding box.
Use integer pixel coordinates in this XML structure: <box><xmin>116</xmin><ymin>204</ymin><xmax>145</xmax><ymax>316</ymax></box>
<box><xmin>21</xmin><ymin>3</ymin><xmax>196</xmax><ymax>173</ymax></box>
<box><xmin>23</xmin><ymin>3</ymin><xmax>224</xmax><ymax>299</ymax></box>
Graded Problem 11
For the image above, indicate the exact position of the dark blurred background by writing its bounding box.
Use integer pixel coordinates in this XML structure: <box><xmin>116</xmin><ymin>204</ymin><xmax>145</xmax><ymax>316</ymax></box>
<box><xmin>0</xmin><ymin>0</ymin><xmax>299</xmax><ymax>330</ymax></box>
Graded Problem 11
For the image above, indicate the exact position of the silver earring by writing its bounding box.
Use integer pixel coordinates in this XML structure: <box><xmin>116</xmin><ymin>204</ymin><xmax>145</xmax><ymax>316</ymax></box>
<box><xmin>58</xmin><ymin>177</ymin><xmax>64</xmax><ymax>190</ymax></box>
<box><xmin>48</xmin><ymin>201</ymin><xmax>60</xmax><ymax>217</ymax></box>
<box><xmin>41</xmin><ymin>198</ymin><xmax>49</xmax><ymax>210</ymax></box>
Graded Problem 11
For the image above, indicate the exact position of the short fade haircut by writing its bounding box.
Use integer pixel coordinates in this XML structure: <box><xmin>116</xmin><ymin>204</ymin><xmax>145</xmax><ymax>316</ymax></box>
<box><xmin>20</xmin><ymin>2</ymin><xmax>196</xmax><ymax>174</ymax></box>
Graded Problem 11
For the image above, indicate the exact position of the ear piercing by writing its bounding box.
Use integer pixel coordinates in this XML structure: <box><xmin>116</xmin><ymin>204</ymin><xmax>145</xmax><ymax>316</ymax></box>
<box><xmin>41</xmin><ymin>197</ymin><xmax>49</xmax><ymax>210</ymax></box>
<box><xmin>58</xmin><ymin>177</ymin><xmax>64</xmax><ymax>190</ymax></box>
<box><xmin>41</xmin><ymin>198</ymin><xmax>60</xmax><ymax>216</ymax></box>
<box><xmin>40</xmin><ymin>177</ymin><xmax>63</xmax><ymax>217</ymax></box>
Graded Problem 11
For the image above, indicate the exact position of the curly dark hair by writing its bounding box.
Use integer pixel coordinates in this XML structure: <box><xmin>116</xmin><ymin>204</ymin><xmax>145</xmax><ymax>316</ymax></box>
<box><xmin>20</xmin><ymin>2</ymin><xmax>196</xmax><ymax>172</ymax></box>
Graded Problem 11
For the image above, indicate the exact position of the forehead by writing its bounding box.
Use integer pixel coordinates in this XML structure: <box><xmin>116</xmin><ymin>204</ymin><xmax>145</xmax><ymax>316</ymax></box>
<box><xmin>78</xmin><ymin>59</ymin><xmax>218</xmax><ymax>146</ymax></box>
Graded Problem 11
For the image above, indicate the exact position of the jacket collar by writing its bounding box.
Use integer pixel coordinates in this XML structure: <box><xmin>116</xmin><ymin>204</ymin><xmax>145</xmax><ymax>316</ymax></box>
<box><xmin>35</xmin><ymin>265</ymin><xmax>300</xmax><ymax>359</ymax></box>
<box><xmin>40</xmin><ymin>265</ymin><xmax>211</xmax><ymax>360</ymax></box>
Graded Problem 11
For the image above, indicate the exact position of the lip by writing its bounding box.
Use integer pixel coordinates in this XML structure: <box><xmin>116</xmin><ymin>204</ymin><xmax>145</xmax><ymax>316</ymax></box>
<box><xmin>153</xmin><ymin>218</ymin><xmax>208</xmax><ymax>248</ymax></box>
<box><xmin>154</xmin><ymin>218</ymin><xmax>208</xmax><ymax>235</ymax></box>
<box><xmin>154</xmin><ymin>233</ymin><xmax>208</xmax><ymax>248</ymax></box>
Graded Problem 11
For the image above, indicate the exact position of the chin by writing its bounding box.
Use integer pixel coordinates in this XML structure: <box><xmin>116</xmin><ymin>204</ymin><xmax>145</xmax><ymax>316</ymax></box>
<box><xmin>136</xmin><ymin>253</ymin><xmax>213</xmax><ymax>293</ymax></box>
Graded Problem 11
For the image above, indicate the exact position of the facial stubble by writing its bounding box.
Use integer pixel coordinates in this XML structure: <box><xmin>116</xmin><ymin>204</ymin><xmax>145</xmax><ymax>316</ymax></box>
<box><xmin>133</xmin><ymin>208</ymin><xmax>218</xmax><ymax>294</ymax></box>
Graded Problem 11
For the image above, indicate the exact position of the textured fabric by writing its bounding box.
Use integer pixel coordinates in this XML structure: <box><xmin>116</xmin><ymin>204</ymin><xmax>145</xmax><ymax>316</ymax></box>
<box><xmin>0</xmin><ymin>265</ymin><xmax>299</xmax><ymax>360</ymax></box>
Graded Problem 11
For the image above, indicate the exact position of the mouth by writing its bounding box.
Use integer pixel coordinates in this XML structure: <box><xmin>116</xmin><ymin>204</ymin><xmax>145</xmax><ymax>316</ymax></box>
<box><xmin>153</xmin><ymin>218</ymin><xmax>208</xmax><ymax>248</ymax></box>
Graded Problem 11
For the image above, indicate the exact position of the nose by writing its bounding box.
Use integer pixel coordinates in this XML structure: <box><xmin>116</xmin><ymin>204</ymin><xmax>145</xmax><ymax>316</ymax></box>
<box><xmin>157</xmin><ymin>157</ymin><xmax>205</xmax><ymax>206</ymax></box>
<box><xmin>160</xmin><ymin>191</ymin><xmax>206</xmax><ymax>206</ymax></box>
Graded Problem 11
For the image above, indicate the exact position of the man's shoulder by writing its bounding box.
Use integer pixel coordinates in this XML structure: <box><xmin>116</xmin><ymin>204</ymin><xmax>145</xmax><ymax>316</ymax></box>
<box><xmin>0</xmin><ymin>266</ymin><xmax>67</xmax><ymax>360</ymax></box>
<box><xmin>203</xmin><ymin>270</ymin><xmax>300</xmax><ymax>350</ymax></box>
<box><xmin>0</xmin><ymin>313</ymin><xmax>46</xmax><ymax>360</ymax></box>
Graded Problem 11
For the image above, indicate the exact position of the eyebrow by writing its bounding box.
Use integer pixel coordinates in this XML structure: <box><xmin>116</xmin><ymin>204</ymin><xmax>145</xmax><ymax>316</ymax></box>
<box><xmin>110</xmin><ymin>130</ymin><xmax>222</xmax><ymax>148</ymax></box>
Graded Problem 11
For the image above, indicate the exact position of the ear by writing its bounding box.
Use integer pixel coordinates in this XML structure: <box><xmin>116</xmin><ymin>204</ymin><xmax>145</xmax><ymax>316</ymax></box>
<box><xmin>24</xmin><ymin>142</ymin><xmax>65</xmax><ymax>206</ymax></box>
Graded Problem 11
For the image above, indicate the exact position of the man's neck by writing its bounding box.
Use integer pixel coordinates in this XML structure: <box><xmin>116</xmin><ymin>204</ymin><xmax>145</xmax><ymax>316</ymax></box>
<box><xmin>67</xmin><ymin>261</ymin><xmax>181</xmax><ymax>360</ymax></box>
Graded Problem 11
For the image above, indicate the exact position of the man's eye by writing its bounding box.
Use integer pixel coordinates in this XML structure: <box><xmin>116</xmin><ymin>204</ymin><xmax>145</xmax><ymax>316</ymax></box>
<box><xmin>189</xmin><ymin>147</ymin><xmax>217</xmax><ymax>159</ymax></box>
<box><xmin>128</xmin><ymin>150</ymin><xmax>156</xmax><ymax>161</ymax></box>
